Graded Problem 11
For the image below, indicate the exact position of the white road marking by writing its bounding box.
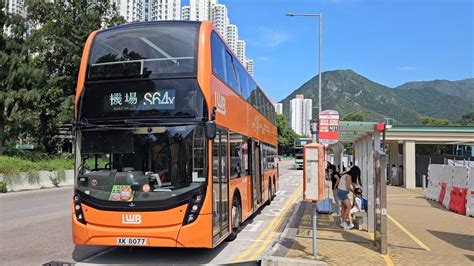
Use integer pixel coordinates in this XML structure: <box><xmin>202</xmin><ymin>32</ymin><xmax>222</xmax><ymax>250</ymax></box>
<box><xmin>275</xmin><ymin>190</ymin><xmax>286</xmax><ymax>196</ymax></box>
<box><xmin>264</xmin><ymin>209</ymin><xmax>282</xmax><ymax>217</ymax></box>
<box><xmin>242</xmin><ymin>220</ymin><xmax>264</xmax><ymax>232</ymax></box>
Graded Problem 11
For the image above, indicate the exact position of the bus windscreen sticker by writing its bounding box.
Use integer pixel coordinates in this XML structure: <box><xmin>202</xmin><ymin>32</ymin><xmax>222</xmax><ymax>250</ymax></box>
<box><xmin>109</xmin><ymin>185</ymin><xmax>134</xmax><ymax>201</ymax></box>
<box><xmin>105</xmin><ymin>89</ymin><xmax>176</xmax><ymax>112</ymax></box>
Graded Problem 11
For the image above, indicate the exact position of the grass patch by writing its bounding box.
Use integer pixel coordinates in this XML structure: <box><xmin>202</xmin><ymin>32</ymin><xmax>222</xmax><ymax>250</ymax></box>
<box><xmin>0</xmin><ymin>155</ymin><xmax>74</xmax><ymax>175</ymax></box>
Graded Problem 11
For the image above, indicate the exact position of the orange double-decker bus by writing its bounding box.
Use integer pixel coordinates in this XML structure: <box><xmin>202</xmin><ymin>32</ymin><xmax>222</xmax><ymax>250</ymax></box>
<box><xmin>72</xmin><ymin>21</ymin><xmax>278</xmax><ymax>248</ymax></box>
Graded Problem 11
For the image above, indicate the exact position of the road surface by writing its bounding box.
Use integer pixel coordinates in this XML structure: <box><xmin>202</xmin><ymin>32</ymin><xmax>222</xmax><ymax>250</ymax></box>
<box><xmin>0</xmin><ymin>160</ymin><xmax>302</xmax><ymax>265</ymax></box>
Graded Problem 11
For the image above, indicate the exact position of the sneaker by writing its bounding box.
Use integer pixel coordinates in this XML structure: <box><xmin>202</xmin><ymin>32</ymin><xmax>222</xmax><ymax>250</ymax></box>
<box><xmin>331</xmin><ymin>213</ymin><xmax>340</xmax><ymax>217</ymax></box>
<box><xmin>344</xmin><ymin>223</ymin><xmax>355</xmax><ymax>230</ymax></box>
<box><xmin>340</xmin><ymin>222</ymin><xmax>347</xmax><ymax>228</ymax></box>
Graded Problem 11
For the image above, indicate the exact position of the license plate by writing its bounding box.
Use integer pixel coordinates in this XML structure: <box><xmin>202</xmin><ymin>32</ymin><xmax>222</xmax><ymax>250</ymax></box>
<box><xmin>116</xmin><ymin>237</ymin><xmax>147</xmax><ymax>246</ymax></box>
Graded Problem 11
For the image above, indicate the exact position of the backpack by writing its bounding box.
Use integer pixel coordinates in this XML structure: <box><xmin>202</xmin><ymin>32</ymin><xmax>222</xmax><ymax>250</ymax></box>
<box><xmin>361</xmin><ymin>197</ymin><xmax>368</xmax><ymax>211</ymax></box>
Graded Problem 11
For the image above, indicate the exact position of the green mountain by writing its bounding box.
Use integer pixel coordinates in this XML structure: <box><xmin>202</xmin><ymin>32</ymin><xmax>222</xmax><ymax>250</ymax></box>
<box><xmin>280</xmin><ymin>70</ymin><xmax>474</xmax><ymax>124</ymax></box>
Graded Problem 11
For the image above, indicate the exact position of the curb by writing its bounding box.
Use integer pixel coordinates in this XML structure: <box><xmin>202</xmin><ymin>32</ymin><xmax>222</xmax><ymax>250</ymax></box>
<box><xmin>261</xmin><ymin>256</ymin><xmax>327</xmax><ymax>266</ymax></box>
<box><xmin>271</xmin><ymin>200</ymin><xmax>306</xmax><ymax>257</ymax></box>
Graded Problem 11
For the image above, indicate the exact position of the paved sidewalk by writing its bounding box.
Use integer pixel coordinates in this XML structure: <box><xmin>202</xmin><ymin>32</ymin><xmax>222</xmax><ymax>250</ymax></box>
<box><xmin>386</xmin><ymin>186</ymin><xmax>474</xmax><ymax>265</ymax></box>
<box><xmin>274</xmin><ymin>185</ymin><xmax>474</xmax><ymax>265</ymax></box>
<box><xmin>281</xmin><ymin>200</ymin><xmax>386</xmax><ymax>265</ymax></box>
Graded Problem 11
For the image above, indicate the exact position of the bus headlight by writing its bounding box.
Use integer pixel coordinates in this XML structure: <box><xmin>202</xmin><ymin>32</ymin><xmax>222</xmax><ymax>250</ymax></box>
<box><xmin>183</xmin><ymin>190</ymin><xmax>205</xmax><ymax>225</ymax></box>
<box><xmin>73</xmin><ymin>193</ymin><xmax>87</xmax><ymax>225</ymax></box>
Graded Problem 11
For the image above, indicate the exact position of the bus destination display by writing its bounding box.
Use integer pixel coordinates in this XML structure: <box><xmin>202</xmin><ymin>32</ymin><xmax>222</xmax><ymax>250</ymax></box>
<box><xmin>104</xmin><ymin>89</ymin><xmax>176</xmax><ymax>112</ymax></box>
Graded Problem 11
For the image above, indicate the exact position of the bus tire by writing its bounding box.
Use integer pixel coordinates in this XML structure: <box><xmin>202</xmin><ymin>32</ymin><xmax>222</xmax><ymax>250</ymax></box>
<box><xmin>266</xmin><ymin>182</ymin><xmax>273</xmax><ymax>205</ymax></box>
<box><xmin>227</xmin><ymin>198</ymin><xmax>241</xmax><ymax>241</ymax></box>
<box><xmin>272</xmin><ymin>176</ymin><xmax>276</xmax><ymax>198</ymax></box>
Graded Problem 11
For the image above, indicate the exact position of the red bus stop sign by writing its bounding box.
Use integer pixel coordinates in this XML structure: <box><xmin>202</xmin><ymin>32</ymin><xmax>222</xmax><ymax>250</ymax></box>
<box><xmin>318</xmin><ymin>110</ymin><xmax>340</xmax><ymax>145</ymax></box>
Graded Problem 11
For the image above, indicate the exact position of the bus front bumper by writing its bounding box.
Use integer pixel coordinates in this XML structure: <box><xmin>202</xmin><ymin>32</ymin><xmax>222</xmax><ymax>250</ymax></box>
<box><xmin>72</xmin><ymin>209</ymin><xmax>212</xmax><ymax>248</ymax></box>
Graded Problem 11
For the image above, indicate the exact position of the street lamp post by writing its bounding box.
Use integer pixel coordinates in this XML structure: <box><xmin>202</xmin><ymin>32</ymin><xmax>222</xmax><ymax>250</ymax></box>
<box><xmin>286</xmin><ymin>12</ymin><xmax>323</xmax><ymax>142</ymax></box>
<box><xmin>286</xmin><ymin>12</ymin><xmax>323</xmax><ymax>258</ymax></box>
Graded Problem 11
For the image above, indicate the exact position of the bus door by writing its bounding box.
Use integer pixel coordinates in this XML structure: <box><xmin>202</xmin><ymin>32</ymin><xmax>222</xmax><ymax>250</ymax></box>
<box><xmin>250</xmin><ymin>140</ymin><xmax>263</xmax><ymax>209</ymax></box>
<box><xmin>212</xmin><ymin>130</ymin><xmax>229</xmax><ymax>241</ymax></box>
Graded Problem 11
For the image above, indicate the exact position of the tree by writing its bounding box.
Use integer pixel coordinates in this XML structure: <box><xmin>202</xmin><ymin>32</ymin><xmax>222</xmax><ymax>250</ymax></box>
<box><xmin>342</xmin><ymin>112</ymin><xmax>364</xmax><ymax>121</ymax></box>
<box><xmin>458</xmin><ymin>112</ymin><xmax>474</xmax><ymax>126</ymax></box>
<box><xmin>276</xmin><ymin>114</ymin><xmax>299</xmax><ymax>155</ymax></box>
<box><xmin>1</xmin><ymin>0</ymin><xmax>125</xmax><ymax>154</ymax></box>
<box><xmin>0</xmin><ymin>3</ymin><xmax>44</xmax><ymax>154</ymax></box>
<box><xmin>420</xmin><ymin>117</ymin><xmax>451</xmax><ymax>126</ymax></box>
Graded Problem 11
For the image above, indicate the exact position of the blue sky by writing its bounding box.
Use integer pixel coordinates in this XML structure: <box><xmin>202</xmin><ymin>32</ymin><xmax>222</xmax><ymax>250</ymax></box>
<box><xmin>186</xmin><ymin>0</ymin><xmax>473</xmax><ymax>102</ymax></box>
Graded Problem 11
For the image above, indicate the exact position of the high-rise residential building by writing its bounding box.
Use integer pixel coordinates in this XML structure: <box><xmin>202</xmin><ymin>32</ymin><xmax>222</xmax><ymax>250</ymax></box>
<box><xmin>181</xmin><ymin>5</ymin><xmax>190</xmax><ymax>20</ymax></box>
<box><xmin>236</xmin><ymin>40</ymin><xmax>246</xmax><ymax>63</ymax></box>
<box><xmin>246</xmin><ymin>59</ymin><xmax>254</xmax><ymax>76</ymax></box>
<box><xmin>112</xmin><ymin>0</ymin><xmax>180</xmax><ymax>22</ymax></box>
<box><xmin>274</xmin><ymin>103</ymin><xmax>283</xmax><ymax>115</ymax></box>
<box><xmin>290</xmin><ymin>95</ymin><xmax>312</xmax><ymax>136</ymax></box>
<box><xmin>226</xmin><ymin>24</ymin><xmax>237</xmax><ymax>52</ymax></box>
<box><xmin>182</xmin><ymin>0</ymin><xmax>254</xmax><ymax>73</ymax></box>
<box><xmin>149</xmin><ymin>0</ymin><xmax>181</xmax><ymax>21</ymax></box>
<box><xmin>212</xmin><ymin>3</ymin><xmax>227</xmax><ymax>37</ymax></box>
<box><xmin>5</xmin><ymin>0</ymin><xmax>26</xmax><ymax>17</ymax></box>
<box><xmin>188</xmin><ymin>0</ymin><xmax>216</xmax><ymax>21</ymax></box>
<box><xmin>4</xmin><ymin>0</ymin><xmax>28</xmax><ymax>35</ymax></box>
<box><xmin>112</xmin><ymin>0</ymin><xmax>143</xmax><ymax>22</ymax></box>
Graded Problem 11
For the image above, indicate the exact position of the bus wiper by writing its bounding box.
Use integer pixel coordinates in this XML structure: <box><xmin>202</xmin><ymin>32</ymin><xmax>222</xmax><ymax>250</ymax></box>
<box><xmin>74</xmin><ymin>120</ymin><xmax>131</xmax><ymax>130</ymax></box>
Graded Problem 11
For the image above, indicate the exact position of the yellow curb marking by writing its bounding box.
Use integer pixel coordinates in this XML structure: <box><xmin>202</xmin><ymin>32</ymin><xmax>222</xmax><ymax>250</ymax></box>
<box><xmin>366</xmin><ymin>232</ymin><xmax>394</xmax><ymax>266</ymax></box>
<box><xmin>387</xmin><ymin>214</ymin><xmax>431</xmax><ymax>251</ymax></box>
<box><xmin>248</xmin><ymin>189</ymin><xmax>301</xmax><ymax>260</ymax></box>
<box><xmin>382</xmin><ymin>254</ymin><xmax>395</xmax><ymax>266</ymax></box>
<box><xmin>233</xmin><ymin>185</ymin><xmax>302</xmax><ymax>262</ymax></box>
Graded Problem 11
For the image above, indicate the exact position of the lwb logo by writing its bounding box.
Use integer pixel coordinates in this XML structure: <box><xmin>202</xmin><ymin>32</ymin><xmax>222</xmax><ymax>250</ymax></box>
<box><xmin>122</xmin><ymin>214</ymin><xmax>142</xmax><ymax>224</ymax></box>
<box><xmin>215</xmin><ymin>92</ymin><xmax>226</xmax><ymax>115</ymax></box>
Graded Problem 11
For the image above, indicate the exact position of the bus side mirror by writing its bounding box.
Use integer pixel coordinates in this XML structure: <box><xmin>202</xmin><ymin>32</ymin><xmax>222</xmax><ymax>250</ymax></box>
<box><xmin>205</xmin><ymin>121</ymin><xmax>216</xmax><ymax>140</ymax></box>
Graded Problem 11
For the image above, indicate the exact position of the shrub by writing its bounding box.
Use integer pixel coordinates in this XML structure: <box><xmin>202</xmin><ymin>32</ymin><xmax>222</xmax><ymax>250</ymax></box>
<box><xmin>0</xmin><ymin>155</ymin><xmax>73</xmax><ymax>174</ymax></box>
<box><xmin>50</xmin><ymin>175</ymin><xmax>61</xmax><ymax>187</ymax></box>
<box><xmin>26</xmin><ymin>170</ymin><xmax>40</xmax><ymax>184</ymax></box>
<box><xmin>0</xmin><ymin>180</ymin><xmax>8</xmax><ymax>193</ymax></box>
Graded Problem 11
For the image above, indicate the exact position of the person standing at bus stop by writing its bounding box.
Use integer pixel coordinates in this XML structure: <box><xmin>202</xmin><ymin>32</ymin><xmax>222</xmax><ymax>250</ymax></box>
<box><xmin>328</xmin><ymin>164</ymin><xmax>341</xmax><ymax>216</ymax></box>
<box><xmin>338</xmin><ymin>172</ymin><xmax>355</xmax><ymax>229</ymax></box>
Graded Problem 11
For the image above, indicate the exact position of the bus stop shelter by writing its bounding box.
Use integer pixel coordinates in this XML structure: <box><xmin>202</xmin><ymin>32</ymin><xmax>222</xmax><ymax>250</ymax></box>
<box><xmin>335</xmin><ymin>121</ymin><xmax>387</xmax><ymax>253</ymax></box>
<box><xmin>336</xmin><ymin>121</ymin><xmax>474</xmax><ymax>254</ymax></box>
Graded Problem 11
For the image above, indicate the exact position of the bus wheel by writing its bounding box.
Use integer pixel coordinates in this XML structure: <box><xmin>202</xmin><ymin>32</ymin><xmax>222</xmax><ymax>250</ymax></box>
<box><xmin>266</xmin><ymin>183</ymin><xmax>273</xmax><ymax>205</ymax></box>
<box><xmin>227</xmin><ymin>198</ymin><xmax>241</xmax><ymax>241</ymax></box>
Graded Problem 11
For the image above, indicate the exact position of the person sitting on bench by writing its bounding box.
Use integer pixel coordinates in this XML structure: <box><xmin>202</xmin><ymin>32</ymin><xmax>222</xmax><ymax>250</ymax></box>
<box><xmin>351</xmin><ymin>188</ymin><xmax>366</xmax><ymax>215</ymax></box>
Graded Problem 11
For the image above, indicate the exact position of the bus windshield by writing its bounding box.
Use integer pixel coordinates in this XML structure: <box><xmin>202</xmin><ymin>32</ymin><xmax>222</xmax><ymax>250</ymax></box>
<box><xmin>87</xmin><ymin>22</ymin><xmax>199</xmax><ymax>80</ymax></box>
<box><xmin>76</xmin><ymin>125</ymin><xmax>206</xmax><ymax>202</ymax></box>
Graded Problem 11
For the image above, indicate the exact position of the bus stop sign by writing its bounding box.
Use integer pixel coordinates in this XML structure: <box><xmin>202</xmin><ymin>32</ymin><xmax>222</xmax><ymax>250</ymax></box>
<box><xmin>303</xmin><ymin>142</ymin><xmax>324</xmax><ymax>201</ymax></box>
<box><xmin>318</xmin><ymin>110</ymin><xmax>340</xmax><ymax>145</ymax></box>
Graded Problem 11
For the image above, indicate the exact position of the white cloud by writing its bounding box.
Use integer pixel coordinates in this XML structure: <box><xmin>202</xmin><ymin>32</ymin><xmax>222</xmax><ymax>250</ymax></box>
<box><xmin>253</xmin><ymin>26</ymin><xmax>290</xmax><ymax>48</ymax></box>
<box><xmin>256</xmin><ymin>56</ymin><xmax>271</xmax><ymax>62</ymax></box>
<box><xmin>398</xmin><ymin>66</ymin><xmax>417</xmax><ymax>72</ymax></box>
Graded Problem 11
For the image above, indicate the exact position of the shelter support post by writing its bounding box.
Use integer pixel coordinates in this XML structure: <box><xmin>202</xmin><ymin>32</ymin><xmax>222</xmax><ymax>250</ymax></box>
<box><xmin>367</xmin><ymin>133</ymin><xmax>374</xmax><ymax>233</ymax></box>
<box><xmin>403</xmin><ymin>140</ymin><xmax>416</xmax><ymax>189</ymax></box>
<box><xmin>389</xmin><ymin>142</ymin><xmax>399</xmax><ymax>169</ymax></box>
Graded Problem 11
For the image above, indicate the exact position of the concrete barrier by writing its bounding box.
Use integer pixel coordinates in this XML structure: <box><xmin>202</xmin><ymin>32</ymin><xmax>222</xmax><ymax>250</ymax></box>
<box><xmin>467</xmin><ymin>168</ymin><xmax>474</xmax><ymax>217</ymax></box>
<box><xmin>427</xmin><ymin>164</ymin><xmax>473</xmax><ymax>218</ymax></box>
<box><xmin>0</xmin><ymin>169</ymin><xmax>74</xmax><ymax>192</ymax></box>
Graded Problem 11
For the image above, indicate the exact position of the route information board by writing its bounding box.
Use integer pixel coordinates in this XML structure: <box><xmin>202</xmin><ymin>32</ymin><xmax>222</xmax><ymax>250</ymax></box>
<box><xmin>318</xmin><ymin>110</ymin><xmax>339</xmax><ymax>145</ymax></box>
